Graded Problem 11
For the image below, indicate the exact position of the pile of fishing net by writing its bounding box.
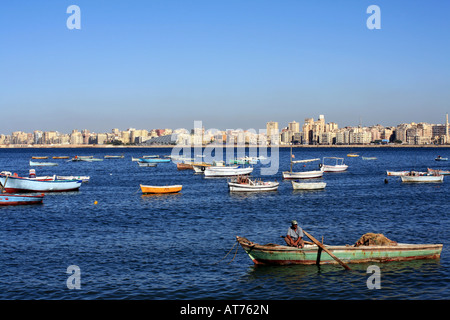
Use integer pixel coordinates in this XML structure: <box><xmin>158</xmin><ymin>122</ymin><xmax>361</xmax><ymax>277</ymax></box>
<box><xmin>354</xmin><ymin>233</ymin><xmax>398</xmax><ymax>247</ymax></box>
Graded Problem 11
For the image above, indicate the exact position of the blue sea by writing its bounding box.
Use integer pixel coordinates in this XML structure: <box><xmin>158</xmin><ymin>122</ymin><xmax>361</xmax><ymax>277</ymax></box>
<box><xmin>0</xmin><ymin>147</ymin><xmax>449</xmax><ymax>303</ymax></box>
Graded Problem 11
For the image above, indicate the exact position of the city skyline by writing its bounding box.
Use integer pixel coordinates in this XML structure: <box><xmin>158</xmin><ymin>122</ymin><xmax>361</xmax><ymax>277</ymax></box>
<box><xmin>2</xmin><ymin>113</ymin><xmax>449</xmax><ymax>146</ymax></box>
<box><xmin>1</xmin><ymin>1</ymin><xmax>449</xmax><ymax>133</ymax></box>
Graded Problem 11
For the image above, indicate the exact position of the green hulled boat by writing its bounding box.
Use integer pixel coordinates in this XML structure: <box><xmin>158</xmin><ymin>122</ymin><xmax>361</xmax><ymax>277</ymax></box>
<box><xmin>236</xmin><ymin>236</ymin><xmax>442</xmax><ymax>266</ymax></box>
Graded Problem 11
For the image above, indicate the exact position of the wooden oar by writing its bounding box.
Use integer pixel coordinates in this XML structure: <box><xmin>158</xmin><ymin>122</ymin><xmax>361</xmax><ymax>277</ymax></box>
<box><xmin>0</xmin><ymin>175</ymin><xmax>8</xmax><ymax>193</ymax></box>
<box><xmin>302</xmin><ymin>229</ymin><xmax>351</xmax><ymax>271</ymax></box>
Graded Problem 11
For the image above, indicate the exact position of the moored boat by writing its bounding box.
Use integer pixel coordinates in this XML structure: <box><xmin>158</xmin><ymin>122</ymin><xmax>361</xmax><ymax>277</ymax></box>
<box><xmin>204</xmin><ymin>166</ymin><xmax>253</xmax><ymax>177</ymax></box>
<box><xmin>137</xmin><ymin>162</ymin><xmax>157</xmax><ymax>167</ymax></box>
<box><xmin>31</xmin><ymin>156</ymin><xmax>48</xmax><ymax>159</ymax></box>
<box><xmin>140</xmin><ymin>184</ymin><xmax>182</xmax><ymax>194</ymax></box>
<box><xmin>29</xmin><ymin>160</ymin><xmax>58</xmax><ymax>167</ymax></box>
<box><xmin>56</xmin><ymin>175</ymin><xmax>90</xmax><ymax>182</ymax></box>
<box><xmin>192</xmin><ymin>163</ymin><xmax>213</xmax><ymax>173</ymax></box>
<box><xmin>362</xmin><ymin>157</ymin><xmax>377</xmax><ymax>160</ymax></box>
<box><xmin>139</xmin><ymin>158</ymin><xmax>171</xmax><ymax>163</ymax></box>
<box><xmin>236</xmin><ymin>236</ymin><xmax>442</xmax><ymax>266</ymax></box>
<box><xmin>386</xmin><ymin>170</ymin><xmax>410</xmax><ymax>176</ymax></box>
<box><xmin>52</xmin><ymin>156</ymin><xmax>70</xmax><ymax>159</ymax></box>
<box><xmin>282</xmin><ymin>158</ymin><xmax>323</xmax><ymax>179</ymax></box>
<box><xmin>400</xmin><ymin>172</ymin><xmax>444</xmax><ymax>183</ymax></box>
<box><xmin>435</xmin><ymin>156</ymin><xmax>448</xmax><ymax>161</ymax></box>
<box><xmin>104</xmin><ymin>155</ymin><xmax>124</xmax><ymax>159</ymax></box>
<box><xmin>0</xmin><ymin>193</ymin><xmax>45</xmax><ymax>206</ymax></box>
<box><xmin>283</xmin><ymin>146</ymin><xmax>323</xmax><ymax>179</ymax></box>
<box><xmin>347</xmin><ymin>153</ymin><xmax>359</xmax><ymax>157</ymax></box>
<box><xmin>321</xmin><ymin>157</ymin><xmax>348</xmax><ymax>172</ymax></box>
<box><xmin>176</xmin><ymin>162</ymin><xmax>194</xmax><ymax>170</ymax></box>
<box><xmin>291</xmin><ymin>180</ymin><xmax>326</xmax><ymax>190</ymax></box>
<box><xmin>0</xmin><ymin>173</ymin><xmax>82</xmax><ymax>193</ymax></box>
<box><xmin>228</xmin><ymin>176</ymin><xmax>279</xmax><ymax>192</ymax></box>
<box><xmin>427</xmin><ymin>168</ymin><xmax>450</xmax><ymax>175</ymax></box>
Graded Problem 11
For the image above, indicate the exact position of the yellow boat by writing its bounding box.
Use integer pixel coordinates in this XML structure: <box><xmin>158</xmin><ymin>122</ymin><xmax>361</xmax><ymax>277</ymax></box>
<box><xmin>347</xmin><ymin>153</ymin><xmax>359</xmax><ymax>157</ymax></box>
<box><xmin>140</xmin><ymin>184</ymin><xmax>182</xmax><ymax>194</ymax></box>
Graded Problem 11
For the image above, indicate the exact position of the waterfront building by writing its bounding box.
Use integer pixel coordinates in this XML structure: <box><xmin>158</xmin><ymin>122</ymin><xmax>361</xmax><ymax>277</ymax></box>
<box><xmin>70</xmin><ymin>130</ymin><xmax>83</xmax><ymax>145</ymax></box>
<box><xmin>266</xmin><ymin>121</ymin><xmax>280</xmax><ymax>145</ymax></box>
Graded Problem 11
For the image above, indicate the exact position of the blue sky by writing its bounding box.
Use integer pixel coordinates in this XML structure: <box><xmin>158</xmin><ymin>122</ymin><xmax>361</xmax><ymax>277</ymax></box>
<box><xmin>1</xmin><ymin>0</ymin><xmax>449</xmax><ymax>134</ymax></box>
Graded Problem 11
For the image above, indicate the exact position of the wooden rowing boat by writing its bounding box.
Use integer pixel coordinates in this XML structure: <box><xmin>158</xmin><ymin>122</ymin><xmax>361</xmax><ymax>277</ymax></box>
<box><xmin>0</xmin><ymin>193</ymin><xmax>45</xmax><ymax>206</ymax></box>
<box><xmin>228</xmin><ymin>176</ymin><xmax>279</xmax><ymax>192</ymax></box>
<box><xmin>52</xmin><ymin>156</ymin><xmax>70</xmax><ymax>159</ymax></box>
<box><xmin>31</xmin><ymin>156</ymin><xmax>48</xmax><ymax>159</ymax></box>
<box><xmin>0</xmin><ymin>173</ymin><xmax>82</xmax><ymax>193</ymax></box>
<box><xmin>400</xmin><ymin>173</ymin><xmax>444</xmax><ymax>183</ymax></box>
<box><xmin>236</xmin><ymin>236</ymin><xmax>442</xmax><ymax>266</ymax></box>
<box><xmin>140</xmin><ymin>184</ymin><xmax>182</xmax><ymax>194</ymax></box>
<box><xmin>29</xmin><ymin>160</ymin><xmax>58</xmax><ymax>167</ymax></box>
<box><xmin>291</xmin><ymin>180</ymin><xmax>326</xmax><ymax>190</ymax></box>
<box><xmin>177</xmin><ymin>162</ymin><xmax>193</xmax><ymax>170</ymax></box>
<box><xmin>138</xmin><ymin>162</ymin><xmax>157</xmax><ymax>167</ymax></box>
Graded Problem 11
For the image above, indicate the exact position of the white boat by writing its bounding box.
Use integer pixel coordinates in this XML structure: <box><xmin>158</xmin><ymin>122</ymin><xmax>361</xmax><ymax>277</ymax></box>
<box><xmin>282</xmin><ymin>158</ymin><xmax>323</xmax><ymax>179</ymax></box>
<box><xmin>228</xmin><ymin>176</ymin><xmax>279</xmax><ymax>192</ymax></box>
<box><xmin>282</xmin><ymin>145</ymin><xmax>323</xmax><ymax>179</ymax></box>
<box><xmin>291</xmin><ymin>180</ymin><xmax>326</xmax><ymax>190</ymax></box>
<box><xmin>400</xmin><ymin>172</ymin><xmax>444</xmax><ymax>183</ymax></box>
<box><xmin>138</xmin><ymin>162</ymin><xmax>157</xmax><ymax>167</ymax></box>
<box><xmin>362</xmin><ymin>157</ymin><xmax>377</xmax><ymax>160</ymax></box>
<box><xmin>0</xmin><ymin>173</ymin><xmax>82</xmax><ymax>192</ymax></box>
<box><xmin>435</xmin><ymin>156</ymin><xmax>448</xmax><ymax>161</ymax></box>
<box><xmin>321</xmin><ymin>157</ymin><xmax>348</xmax><ymax>172</ymax></box>
<box><xmin>204</xmin><ymin>166</ymin><xmax>253</xmax><ymax>177</ymax></box>
<box><xmin>192</xmin><ymin>162</ymin><xmax>223</xmax><ymax>173</ymax></box>
<box><xmin>386</xmin><ymin>170</ymin><xmax>410</xmax><ymax>176</ymax></box>
<box><xmin>29</xmin><ymin>160</ymin><xmax>58</xmax><ymax>167</ymax></box>
<box><xmin>56</xmin><ymin>175</ymin><xmax>90</xmax><ymax>182</ymax></box>
<box><xmin>428</xmin><ymin>168</ymin><xmax>450</xmax><ymax>175</ymax></box>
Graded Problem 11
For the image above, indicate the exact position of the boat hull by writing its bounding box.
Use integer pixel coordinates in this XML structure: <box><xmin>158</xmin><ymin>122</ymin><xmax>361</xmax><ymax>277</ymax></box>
<box><xmin>282</xmin><ymin>170</ymin><xmax>323</xmax><ymax>179</ymax></box>
<box><xmin>177</xmin><ymin>163</ymin><xmax>193</xmax><ymax>170</ymax></box>
<box><xmin>321</xmin><ymin>165</ymin><xmax>348</xmax><ymax>172</ymax></box>
<box><xmin>0</xmin><ymin>176</ymin><xmax>82</xmax><ymax>193</ymax></box>
<box><xmin>400</xmin><ymin>175</ymin><xmax>443</xmax><ymax>183</ymax></box>
<box><xmin>236</xmin><ymin>237</ymin><xmax>442</xmax><ymax>266</ymax></box>
<box><xmin>291</xmin><ymin>181</ymin><xmax>326</xmax><ymax>190</ymax></box>
<box><xmin>29</xmin><ymin>161</ymin><xmax>58</xmax><ymax>167</ymax></box>
<box><xmin>387</xmin><ymin>171</ymin><xmax>409</xmax><ymax>176</ymax></box>
<box><xmin>138</xmin><ymin>162</ymin><xmax>157</xmax><ymax>167</ymax></box>
<box><xmin>204</xmin><ymin>167</ymin><xmax>253</xmax><ymax>177</ymax></box>
<box><xmin>0</xmin><ymin>194</ymin><xmax>45</xmax><ymax>206</ymax></box>
<box><xmin>228</xmin><ymin>182</ymin><xmax>279</xmax><ymax>192</ymax></box>
<box><xmin>139</xmin><ymin>158</ymin><xmax>170</xmax><ymax>163</ymax></box>
<box><xmin>140</xmin><ymin>184</ymin><xmax>182</xmax><ymax>194</ymax></box>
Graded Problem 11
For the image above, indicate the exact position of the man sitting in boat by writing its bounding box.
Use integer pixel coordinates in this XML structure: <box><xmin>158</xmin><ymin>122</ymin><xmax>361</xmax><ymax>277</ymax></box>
<box><xmin>284</xmin><ymin>220</ymin><xmax>305</xmax><ymax>248</ymax></box>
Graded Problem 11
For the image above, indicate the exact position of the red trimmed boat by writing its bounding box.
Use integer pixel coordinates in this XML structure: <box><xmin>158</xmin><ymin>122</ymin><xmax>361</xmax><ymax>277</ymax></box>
<box><xmin>0</xmin><ymin>193</ymin><xmax>44</xmax><ymax>206</ymax></box>
<box><xmin>0</xmin><ymin>172</ymin><xmax>82</xmax><ymax>193</ymax></box>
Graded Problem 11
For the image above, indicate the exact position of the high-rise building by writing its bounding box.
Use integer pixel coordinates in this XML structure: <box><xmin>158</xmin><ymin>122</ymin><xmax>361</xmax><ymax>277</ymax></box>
<box><xmin>266</xmin><ymin>121</ymin><xmax>279</xmax><ymax>145</ymax></box>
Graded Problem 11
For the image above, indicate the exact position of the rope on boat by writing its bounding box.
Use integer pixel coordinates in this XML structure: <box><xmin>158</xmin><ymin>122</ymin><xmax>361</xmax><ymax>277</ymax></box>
<box><xmin>213</xmin><ymin>239</ymin><xmax>239</xmax><ymax>265</ymax></box>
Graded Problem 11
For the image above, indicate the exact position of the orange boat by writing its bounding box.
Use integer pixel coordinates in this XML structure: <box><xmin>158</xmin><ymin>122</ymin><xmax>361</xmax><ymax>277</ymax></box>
<box><xmin>140</xmin><ymin>184</ymin><xmax>182</xmax><ymax>194</ymax></box>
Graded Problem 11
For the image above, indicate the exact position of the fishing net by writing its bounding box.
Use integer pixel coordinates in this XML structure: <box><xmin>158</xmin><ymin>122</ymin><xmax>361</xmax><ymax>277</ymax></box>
<box><xmin>354</xmin><ymin>233</ymin><xmax>398</xmax><ymax>247</ymax></box>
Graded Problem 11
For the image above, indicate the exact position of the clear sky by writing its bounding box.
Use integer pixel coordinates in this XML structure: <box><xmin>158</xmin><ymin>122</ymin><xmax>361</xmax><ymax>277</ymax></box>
<box><xmin>1</xmin><ymin>0</ymin><xmax>449</xmax><ymax>134</ymax></box>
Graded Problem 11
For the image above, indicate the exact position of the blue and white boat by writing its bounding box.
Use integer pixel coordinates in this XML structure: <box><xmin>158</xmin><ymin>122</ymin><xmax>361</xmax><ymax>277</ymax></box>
<box><xmin>139</xmin><ymin>158</ymin><xmax>170</xmax><ymax>163</ymax></box>
<box><xmin>0</xmin><ymin>193</ymin><xmax>45</xmax><ymax>206</ymax></box>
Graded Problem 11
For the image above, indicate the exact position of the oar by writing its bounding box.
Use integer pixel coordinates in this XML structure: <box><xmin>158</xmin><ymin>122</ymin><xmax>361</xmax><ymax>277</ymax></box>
<box><xmin>0</xmin><ymin>175</ymin><xmax>9</xmax><ymax>193</ymax></box>
<box><xmin>302</xmin><ymin>229</ymin><xmax>351</xmax><ymax>271</ymax></box>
